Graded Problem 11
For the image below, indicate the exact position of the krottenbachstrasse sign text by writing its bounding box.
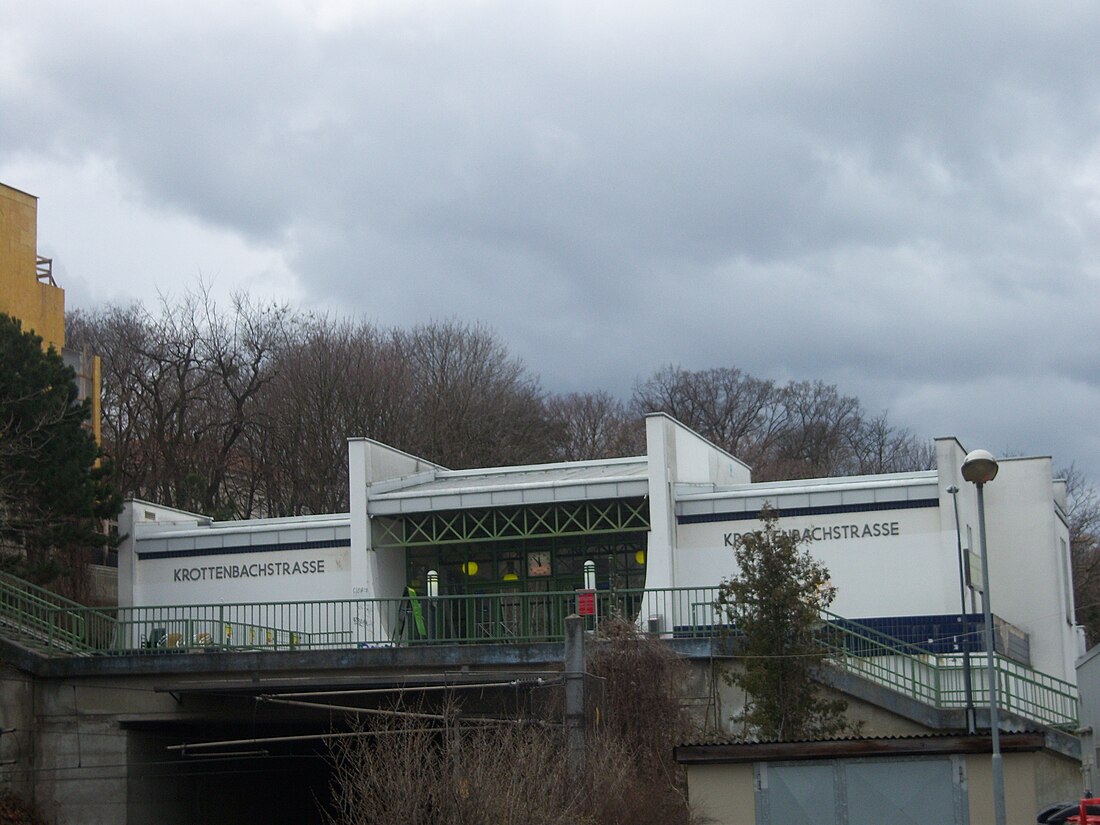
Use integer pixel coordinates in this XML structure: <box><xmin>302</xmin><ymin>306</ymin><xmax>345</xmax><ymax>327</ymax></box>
<box><xmin>724</xmin><ymin>521</ymin><xmax>900</xmax><ymax>548</ymax></box>
<box><xmin>173</xmin><ymin>559</ymin><xmax>327</xmax><ymax>582</ymax></box>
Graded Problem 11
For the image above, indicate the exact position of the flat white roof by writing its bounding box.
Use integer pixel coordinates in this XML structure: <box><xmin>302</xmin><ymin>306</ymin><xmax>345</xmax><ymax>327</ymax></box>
<box><xmin>135</xmin><ymin>512</ymin><xmax>351</xmax><ymax>541</ymax></box>
<box><xmin>676</xmin><ymin>470</ymin><xmax>938</xmax><ymax>500</ymax></box>
<box><xmin>675</xmin><ymin>470</ymin><xmax>940</xmax><ymax>520</ymax></box>
<box><xmin>367</xmin><ymin>456</ymin><xmax>650</xmax><ymax>515</ymax></box>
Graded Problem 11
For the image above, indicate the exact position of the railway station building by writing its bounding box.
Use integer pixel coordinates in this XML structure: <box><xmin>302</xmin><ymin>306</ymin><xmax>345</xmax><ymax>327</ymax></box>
<box><xmin>117</xmin><ymin>413</ymin><xmax>1081</xmax><ymax>684</ymax></box>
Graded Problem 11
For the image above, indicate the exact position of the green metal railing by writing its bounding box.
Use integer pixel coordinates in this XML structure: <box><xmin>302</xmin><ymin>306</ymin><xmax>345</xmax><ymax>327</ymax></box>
<box><xmin>817</xmin><ymin>607</ymin><xmax>1078</xmax><ymax>728</ymax></box>
<box><xmin>0</xmin><ymin>574</ymin><xmax>1077</xmax><ymax>727</ymax></box>
<box><xmin>104</xmin><ymin>586</ymin><xmax>721</xmax><ymax>652</ymax></box>
<box><xmin>0</xmin><ymin>571</ymin><xmax>114</xmax><ymax>655</ymax></box>
<box><xmin>373</xmin><ymin>497</ymin><xmax>650</xmax><ymax>548</ymax></box>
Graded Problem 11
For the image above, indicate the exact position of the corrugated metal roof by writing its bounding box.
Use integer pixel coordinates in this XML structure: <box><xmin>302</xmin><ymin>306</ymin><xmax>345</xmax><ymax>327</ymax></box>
<box><xmin>673</xmin><ymin>471</ymin><xmax>940</xmax><ymax>522</ymax></box>
<box><xmin>374</xmin><ymin>457</ymin><xmax>648</xmax><ymax>497</ymax></box>
<box><xmin>675</xmin><ymin>470</ymin><xmax>939</xmax><ymax>501</ymax></box>
<box><xmin>677</xmin><ymin>730</ymin><xmax>1040</xmax><ymax>748</ymax></box>
<box><xmin>366</xmin><ymin>457</ymin><xmax>650</xmax><ymax>514</ymax></box>
<box><xmin>135</xmin><ymin>513</ymin><xmax>351</xmax><ymax>541</ymax></box>
<box><xmin>673</xmin><ymin>730</ymin><xmax>1056</xmax><ymax>764</ymax></box>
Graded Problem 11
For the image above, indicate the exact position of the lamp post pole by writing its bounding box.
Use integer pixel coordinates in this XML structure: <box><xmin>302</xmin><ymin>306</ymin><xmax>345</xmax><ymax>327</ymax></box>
<box><xmin>962</xmin><ymin>450</ymin><xmax>1005</xmax><ymax>825</ymax></box>
<box><xmin>947</xmin><ymin>485</ymin><xmax>976</xmax><ymax>734</ymax></box>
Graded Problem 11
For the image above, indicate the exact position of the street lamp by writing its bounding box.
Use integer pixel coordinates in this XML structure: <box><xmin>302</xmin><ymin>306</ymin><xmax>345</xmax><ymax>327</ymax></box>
<box><xmin>962</xmin><ymin>448</ymin><xmax>1004</xmax><ymax>825</ymax></box>
<box><xmin>946</xmin><ymin>485</ymin><xmax>976</xmax><ymax>734</ymax></box>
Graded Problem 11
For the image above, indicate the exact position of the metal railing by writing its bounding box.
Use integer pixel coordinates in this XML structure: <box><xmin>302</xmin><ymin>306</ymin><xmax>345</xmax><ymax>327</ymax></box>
<box><xmin>107</xmin><ymin>586</ymin><xmax>722</xmax><ymax>652</ymax></box>
<box><xmin>0</xmin><ymin>571</ymin><xmax>114</xmax><ymax>655</ymax></box>
<box><xmin>817</xmin><ymin>608</ymin><xmax>1077</xmax><ymax>728</ymax></box>
<box><xmin>826</xmin><ymin>612</ymin><xmax>1031</xmax><ymax>666</ymax></box>
<box><xmin>0</xmin><ymin>575</ymin><xmax>1077</xmax><ymax>727</ymax></box>
<box><xmin>36</xmin><ymin>255</ymin><xmax>55</xmax><ymax>286</ymax></box>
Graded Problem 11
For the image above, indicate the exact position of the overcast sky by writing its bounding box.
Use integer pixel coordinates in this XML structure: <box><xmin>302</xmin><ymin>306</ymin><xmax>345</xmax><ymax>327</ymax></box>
<box><xmin>2</xmin><ymin>1</ymin><xmax>1098</xmax><ymax>482</ymax></box>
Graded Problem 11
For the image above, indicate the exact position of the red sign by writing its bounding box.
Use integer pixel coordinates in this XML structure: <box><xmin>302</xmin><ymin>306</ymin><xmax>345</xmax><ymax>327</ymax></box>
<box><xmin>576</xmin><ymin>589</ymin><xmax>596</xmax><ymax>616</ymax></box>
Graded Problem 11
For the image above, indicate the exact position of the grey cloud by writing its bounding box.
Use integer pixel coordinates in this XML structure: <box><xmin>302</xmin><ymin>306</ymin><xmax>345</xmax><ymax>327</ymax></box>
<box><xmin>2</xmin><ymin>0</ymin><xmax>1100</xmax><ymax>478</ymax></box>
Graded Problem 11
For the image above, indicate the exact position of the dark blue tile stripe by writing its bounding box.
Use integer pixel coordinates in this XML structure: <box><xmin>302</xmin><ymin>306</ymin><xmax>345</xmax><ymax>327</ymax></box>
<box><xmin>137</xmin><ymin>538</ymin><xmax>350</xmax><ymax>561</ymax></box>
<box><xmin>677</xmin><ymin>497</ymin><xmax>939</xmax><ymax>525</ymax></box>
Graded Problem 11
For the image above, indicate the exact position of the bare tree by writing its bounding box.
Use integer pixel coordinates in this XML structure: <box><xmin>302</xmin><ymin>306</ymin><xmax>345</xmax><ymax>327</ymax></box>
<box><xmin>193</xmin><ymin>293</ymin><xmax>287</xmax><ymax>516</ymax></box>
<box><xmin>75</xmin><ymin>299</ymin><xmax>564</xmax><ymax>517</ymax></box>
<box><xmin>249</xmin><ymin>316</ymin><xmax>413</xmax><ymax>516</ymax></box>
<box><xmin>632</xmin><ymin>366</ymin><xmax>785</xmax><ymax>467</ymax></box>
<box><xmin>633</xmin><ymin>365</ymin><xmax>930</xmax><ymax>481</ymax></box>
<box><xmin>73</xmin><ymin>288</ymin><xmax>938</xmax><ymax>523</ymax></box>
<box><xmin>327</xmin><ymin>626</ymin><xmax>702</xmax><ymax>825</ymax></box>
<box><xmin>1063</xmin><ymin>465</ymin><xmax>1100</xmax><ymax>645</ymax></box>
<box><xmin>762</xmin><ymin>380</ymin><xmax>863</xmax><ymax>479</ymax></box>
<box><xmin>327</xmin><ymin>712</ymin><xmax>581</xmax><ymax>825</ymax></box>
<box><xmin>545</xmin><ymin>391</ymin><xmax>644</xmax><ymax>461</ymax></box>
<box><xmin>68</xmin><ymin>294</ymin><xmax>213</xmax><ymax>511</ymax></box>
<box><xmin>396</xmin><ymin>321</ymin><xmax>555</xmax><ymax>469</ymax></box>
<box><xmin>68</xmin><ymin>305</ymin><xmax>159</xmax><ymax>500</ymax></box>
<box><xmin>585</xmin><ymin>618</ymin><xmax>696</xmax><ymax>825</ymax></box>
<box><xmin>847</xmin><ymin>412</ymin><xmax>934</xmax><ymax>475</ymax></box>
<box><xmin>69</xmin><ymin>290</ymin><xmax>287</xmax><ymax>517</ymax></box>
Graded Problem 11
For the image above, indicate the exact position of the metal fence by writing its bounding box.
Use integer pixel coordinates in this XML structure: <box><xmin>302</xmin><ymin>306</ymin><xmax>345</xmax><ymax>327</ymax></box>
<box><xmin>0</xmin><ymin>573</ymin><xmax>1077</xmax><ymax>727</ymax></box>
<box><xmin>817</xmin><ymin>607</ymin><xmax>1077</xmax><ymax>728</ymax></box>
<box><xmin>107</xmin><ymin>586</ymin><xmax>723</xmax><ymax>651</ymax></box>
<box><xmin>0</xmin><ymin>571</ymin><xmax>114</xmax><ymax>655</ymax></box>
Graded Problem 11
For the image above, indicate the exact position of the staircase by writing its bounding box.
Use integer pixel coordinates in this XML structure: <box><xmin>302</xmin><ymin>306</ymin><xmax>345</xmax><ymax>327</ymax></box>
<box><xmin>818</xmin><ymin>608</ymin><xmax>1078</xmax><ymax>729</ymax></box>
<box><xmin>0</xmin><ymin>571</ymin><xmax>113</xmax><ymax>656</ymax></box>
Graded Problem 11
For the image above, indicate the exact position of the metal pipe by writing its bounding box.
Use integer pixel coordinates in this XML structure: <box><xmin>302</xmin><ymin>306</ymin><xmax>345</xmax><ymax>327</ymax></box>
<box><xmin>275</xmin><ymin>679</ymin><xmax>546</xmax><ymax>699</ymax></box>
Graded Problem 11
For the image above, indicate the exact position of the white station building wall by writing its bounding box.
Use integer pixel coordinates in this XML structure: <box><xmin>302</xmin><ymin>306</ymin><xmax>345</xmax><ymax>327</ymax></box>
<box><xmin>131</xmin><ymin>525</ymin><xmax>353</xmax><ymax>606</ymax></box>
<box><xmin>646</xmin><ymin>429</ymin><xmax>1080</xmax><ymax>682</ymax></box>
<box><xmin>673</xmin><ymin>498</ymin><xmax>948</xmax><ymax>619</ymax></box>
<box><xmin>118</xmin><ymin>501</ymin><xmax>362</xmax><ymax>646</ymax></box>
<box><xmin>120</xmin><ymin>502</ymin><xmax>354</xmax><ymax>607</ymax></box>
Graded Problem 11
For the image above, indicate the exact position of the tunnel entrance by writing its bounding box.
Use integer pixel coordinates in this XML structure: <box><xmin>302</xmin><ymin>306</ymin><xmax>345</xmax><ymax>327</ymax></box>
<box><xmin>125</xmin><ymin>718</ymin><xmax>336</xmax><ymax>825</ymax></box>
<box><xmin>121</xmin><ymin>675</ymin><xmax>550</xmax><ymax>824</ymax></box>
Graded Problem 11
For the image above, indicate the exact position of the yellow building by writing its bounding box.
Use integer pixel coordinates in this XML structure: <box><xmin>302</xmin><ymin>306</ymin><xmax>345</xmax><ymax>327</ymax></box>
<box><xmin>0</xmin><ymin>182</ymin><xmax>101</xmax><ymax>443</ymax></box>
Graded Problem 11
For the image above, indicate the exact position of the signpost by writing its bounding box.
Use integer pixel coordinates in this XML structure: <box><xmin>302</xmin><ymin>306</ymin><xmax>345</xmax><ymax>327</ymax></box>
<box><xmin>577</xmin><ymin>589</ymin><xmax>596</xmax><ymax>617</ymax></box>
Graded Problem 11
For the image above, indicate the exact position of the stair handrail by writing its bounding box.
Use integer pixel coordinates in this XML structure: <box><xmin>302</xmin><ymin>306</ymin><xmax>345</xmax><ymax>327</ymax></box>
<box><xmin>818</xmin><ymin>606</ymin><xmax>1077</xmax><ymax>728</ymax></box>
<box><xmin>0</xmin><ymin>570</ymin><xmax>116</xmax><ymax>653</ymax></box>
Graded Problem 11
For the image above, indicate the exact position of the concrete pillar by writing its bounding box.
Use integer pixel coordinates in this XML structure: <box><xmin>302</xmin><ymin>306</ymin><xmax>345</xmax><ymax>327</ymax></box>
<box><xmin>564</xmin><ymin>614</ymin><xmax>585</xmax><ymax>781</ymax></box>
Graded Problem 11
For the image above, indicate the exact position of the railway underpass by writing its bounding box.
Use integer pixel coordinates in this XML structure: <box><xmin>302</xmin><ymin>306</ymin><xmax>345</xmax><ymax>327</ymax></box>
<box><xmin>0</xmin><ymin>573</ymin><xmax>1081</xmax><ymax>824</ymax></box>
<box><xmin>1</xmin><ymin>637</ymin><xmax>584</xmax><ymax>824</ymax></box>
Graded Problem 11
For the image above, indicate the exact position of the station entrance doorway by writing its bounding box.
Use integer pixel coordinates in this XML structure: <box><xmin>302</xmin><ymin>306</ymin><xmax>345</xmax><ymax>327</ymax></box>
<box><xmin>375</xmin><ymin>497</ymin><xmax>651</xmax><ymax>641</ymax></box>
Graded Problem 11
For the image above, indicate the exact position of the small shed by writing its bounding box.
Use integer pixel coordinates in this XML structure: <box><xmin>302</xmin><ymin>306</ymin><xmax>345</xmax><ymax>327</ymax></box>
<box><xmin>674</xmin><ymin>732</ymin><xmax>1081</xmax><ymax>825</ymax></box>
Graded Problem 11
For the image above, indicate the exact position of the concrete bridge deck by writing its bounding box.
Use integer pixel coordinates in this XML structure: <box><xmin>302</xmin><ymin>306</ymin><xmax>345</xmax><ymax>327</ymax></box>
<box><xmin>0</xmin><ymin>624</ymin><xmax>1081</xmax><ymax>824</ymax></box>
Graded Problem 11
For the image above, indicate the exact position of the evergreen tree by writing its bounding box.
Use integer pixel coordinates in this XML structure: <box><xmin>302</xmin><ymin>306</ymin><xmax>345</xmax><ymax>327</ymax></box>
<box><xmin>0</xmin><ymin>314</ymin><xmax>120</xmax><ymax>589</ymax></box>
<box><xmin>717</xmin><ymin>505</ymin><xmax>853</xmax><ymax>740</ymax></box>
